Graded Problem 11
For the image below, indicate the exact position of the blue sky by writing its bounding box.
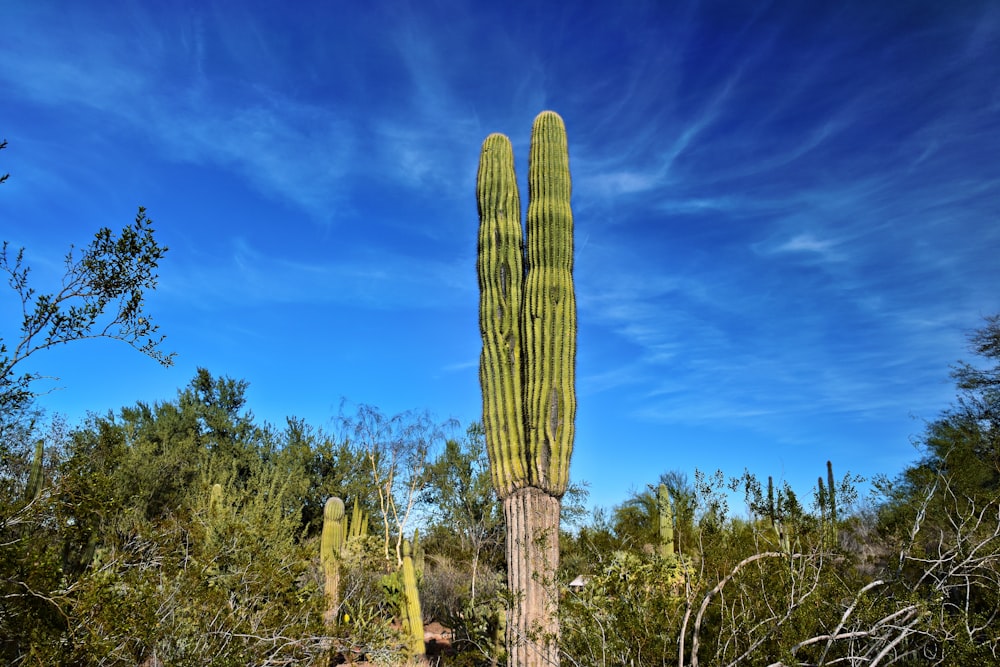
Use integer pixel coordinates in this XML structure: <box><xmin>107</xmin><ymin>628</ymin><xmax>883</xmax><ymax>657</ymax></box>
<box><xmin>2</xmin><ymin>0</ymin><xmax>998</xmax><ymax>512</ymax></box>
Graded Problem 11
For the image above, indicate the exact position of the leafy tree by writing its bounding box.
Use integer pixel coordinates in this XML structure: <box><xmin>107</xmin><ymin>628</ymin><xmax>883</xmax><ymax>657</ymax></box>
<box><xmin>336</xmin><ymin>403</ymin><xmax>453</xmax><ymax>569</ymax></box>
<box><xmin>422</xmin><ymin>422</ymin><xmax>503</xmax><ymax>599</ymax></box>
<box><xmin>1</xmin><ymin>139</ymin><xmax>173</xmax><ymax>432</ymax></box>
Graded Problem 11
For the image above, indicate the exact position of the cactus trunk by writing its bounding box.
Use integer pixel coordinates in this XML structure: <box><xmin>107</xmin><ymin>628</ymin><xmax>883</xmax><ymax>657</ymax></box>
<box><xmin>477</xmin><ymin>110</ymin><xmax>576</xmax><ymax>667</ymax></box>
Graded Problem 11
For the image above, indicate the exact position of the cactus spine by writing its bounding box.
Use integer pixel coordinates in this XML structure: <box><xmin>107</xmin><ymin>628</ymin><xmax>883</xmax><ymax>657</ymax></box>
<box><xmin>477</xmin><ymin>110</ymin><xmax>576</xmax><ymax>667</ymax></box>
<box><xmin>658</xmin><ymin>483</ymin><xmax>675</xmax><ymax>558</ymax></box>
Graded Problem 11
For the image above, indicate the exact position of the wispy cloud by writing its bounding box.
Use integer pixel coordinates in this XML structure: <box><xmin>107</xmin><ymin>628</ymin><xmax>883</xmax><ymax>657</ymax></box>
<box><xmin>163</xmin><ymin>236</ymin><xmax>469</xmax><ymax>312</ymax></box>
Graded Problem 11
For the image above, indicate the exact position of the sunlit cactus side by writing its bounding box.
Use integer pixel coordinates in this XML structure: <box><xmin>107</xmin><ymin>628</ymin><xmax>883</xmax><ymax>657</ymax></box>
<box><xmin>24</xmin><ymin>440</ymin><xmax>43</xmax><ymax>502</ymax></box>
<box><xmin>321</xmin><ymin>496</ymin><xmax>347</xmax><ymax>625</ymax></box>
<box><xmin>477</xmin><ymin>110</ymin><xmax>576</xmax><ymax>667</ymax></box>
<box><xmin>400</xmin><ymin>538</ymin><xmax>426</xmax><ymax>657</ymax></box>
<box><xmin>658</xmin><ymin>483</ymin><xmax>675</xmax><ymax>558</ymax></box>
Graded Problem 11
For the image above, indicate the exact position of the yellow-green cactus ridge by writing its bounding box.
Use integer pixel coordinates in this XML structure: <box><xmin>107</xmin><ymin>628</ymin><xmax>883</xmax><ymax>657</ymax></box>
<box><xmin>477</xmin><ymin>132</ymin><xmax>527</xmax><ymax>496</ymax></box>
<box><xmin>524</xmin><ymin>111</ymin><xmax>575</xmax><ymax>494</ymax></box>
<box><xmin>477</xmin><ymin>111</ymin><xmax>576</xmax><ymax>499</ymax></box>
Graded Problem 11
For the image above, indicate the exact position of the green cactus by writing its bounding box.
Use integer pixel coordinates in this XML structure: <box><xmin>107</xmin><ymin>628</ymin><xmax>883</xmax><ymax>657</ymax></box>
<box><xmin>477</xmin><ymin>110</ymin><xmax>576</xmax><ymax>667</ymax></box>
<box><xmin>348</xmin><ymin>500</ymin><xmax>368</xmax><ymax>541</ymax></box>
<box><xmin>206</xmin><ymin>482</ymin><xmax>225</xmax><ymax>552</ymax></box>
<box><xmin>658</xmin><ymin>483</ymin><xmax>676</xmax><ymax>558</ymax></box>
<box><xmin>767</xmin><ymin>476</ymin><xmax>776</xmax><ymax>527</ymax></box>
<box><xmin>24</xmin><ymin>440</ymin><xmax>43</xmax><ymax>502</ymax></box>
<box><xmin>826</xmin><ymin>460</ymin><xmax>838</xmax><ymax>545</ymax></box>
<box><xmin>321</xmin><ymin>496</ymin><xmax>347</xmax><ymax>625</ymax></box>
<box><xmin>400</xmin><ymin>538</ymin><xmax>425</xmax><ymax>657</ymax></box>
<box><xmin>817</xmin><ymin>476</ymin><xmax>827</xmax><ymax>517</ymax></box>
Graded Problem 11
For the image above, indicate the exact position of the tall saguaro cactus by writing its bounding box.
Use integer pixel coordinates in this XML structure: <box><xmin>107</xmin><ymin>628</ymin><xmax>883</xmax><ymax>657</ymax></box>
<box><xmin>477</xmin><ymin>110</ymin><xmax>576</xmax><ymax>667</ymax></box>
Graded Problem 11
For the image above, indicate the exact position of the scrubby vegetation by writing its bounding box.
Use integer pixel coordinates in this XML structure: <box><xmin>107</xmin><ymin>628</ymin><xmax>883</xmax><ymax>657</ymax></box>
<box><xmin>3</xmin><ymin>139</ymin><xmax>997</xmax><ymax>665</ymax></box>
<box><xmin>1</xmin><ymin>315</ymin><xmax>998</xmax><ymax>665</ymax></box>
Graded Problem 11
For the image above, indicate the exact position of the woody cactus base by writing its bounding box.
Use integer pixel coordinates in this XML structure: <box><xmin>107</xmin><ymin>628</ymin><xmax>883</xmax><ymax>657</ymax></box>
<box><xmin>477</xmin><ymin>110</ymin><xmax>576</xmax><ymax>667</ymax></box>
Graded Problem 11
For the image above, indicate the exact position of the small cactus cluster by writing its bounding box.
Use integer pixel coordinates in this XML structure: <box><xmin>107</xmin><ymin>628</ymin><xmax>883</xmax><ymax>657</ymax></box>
<box><xmin>321</xmin><ymin>497</ymin><xmax>369</xmax><ymax>625</ymax></box>
<box><xmin>817</xmin><ymin>460</ymin><xmax>838</xmax><ymax>547</ymax></box>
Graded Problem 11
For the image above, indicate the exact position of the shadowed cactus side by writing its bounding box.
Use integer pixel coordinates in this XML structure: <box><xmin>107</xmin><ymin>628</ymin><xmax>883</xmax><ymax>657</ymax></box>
<box><xmin>827</xmin><ymin>460</ymin><xmax>838</xmax><ymax>545</ymax></box>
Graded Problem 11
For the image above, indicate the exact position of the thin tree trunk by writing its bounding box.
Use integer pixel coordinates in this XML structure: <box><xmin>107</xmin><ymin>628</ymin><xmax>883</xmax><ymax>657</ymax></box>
<box><xmin>504</xmin><ymin>486</ymin><xmax>561</xmax><ymax>667</ymax></box>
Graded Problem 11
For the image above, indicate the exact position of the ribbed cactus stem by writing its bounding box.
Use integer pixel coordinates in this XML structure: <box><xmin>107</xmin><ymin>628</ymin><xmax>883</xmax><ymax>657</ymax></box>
<box><xmin>478</xmin><ymin>132</ymin><xmax>526</xmax><ymax>497</ymax></box>
<box><xmin>658</xmin><ymin>484</ymin><xmax>675</xmax><ymax>558</ymax></box>
<box><xmin>400</xmin><ymin>539</ymin><xmax>425</xmax><ymax>657</ymax></box>
<box><xmin>524</xmin><ymin>111</ymin><xmax>576</xmax><ymax>494</ymax></box>
<box><xmin>321</xmin><ymin>497</ymin><xmax>346</xmax><ymax>625</ymax></box>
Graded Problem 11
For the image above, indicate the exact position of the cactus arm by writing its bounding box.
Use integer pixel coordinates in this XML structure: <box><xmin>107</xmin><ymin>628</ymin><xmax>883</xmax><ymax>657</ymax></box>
<box><xmin>523</xmin><ymin>111</ymin><xmax>576</xmax><ymax>495</ymax></box>
<box><xmin>477</xmin><ymin>132</ymin><xmax>527</xmax><ymax>496</ymax></box>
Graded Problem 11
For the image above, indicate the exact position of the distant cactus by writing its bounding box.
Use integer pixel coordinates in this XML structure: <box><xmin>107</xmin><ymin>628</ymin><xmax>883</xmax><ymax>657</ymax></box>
<box><xmin>206</xmin><ymin>483</ymin><xmax>225</xmax><ymax>552</ymax></box>
<box><xmin>658</xmin><ymin>484</ymin><xmax>675</xmax><ymax>558</ymax></box>
<box><xmin>24</xmin><ymin>440</ymin><xmax>43</xmax><ymax>502</ymax></box>
<box><xmin>400</xmin><ymin>538</ymin><xmax>425</xmax><ymax>657</ymax></box>
<box><xmin>349</xmin><ymin>500</ymin><xmax>369</xmax><ymax>541</ymax></box>
<box><xmin>321</xmin><ymin>497</ymin><xmax>347</xmax><ymax>625</ymax></box>
<box><xmin>826</xmin><ymin>461</ymin><xmax>837</xmax><ymax>522</ymax></box>
<box><xmin>826</xmin><ymin>461</ymin><xmax>838</xmax><ymax>545</ymax></box>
